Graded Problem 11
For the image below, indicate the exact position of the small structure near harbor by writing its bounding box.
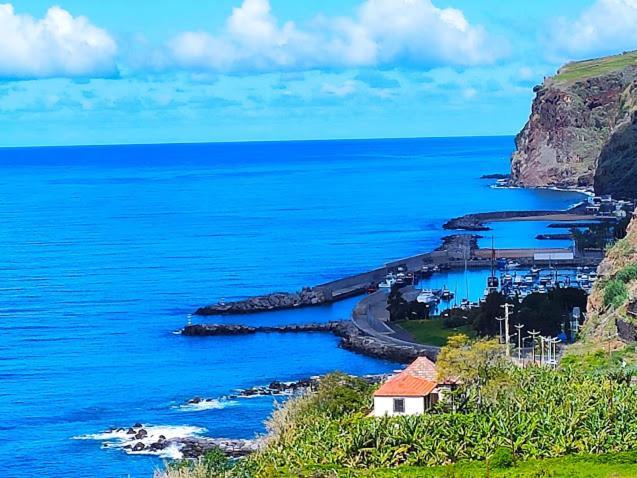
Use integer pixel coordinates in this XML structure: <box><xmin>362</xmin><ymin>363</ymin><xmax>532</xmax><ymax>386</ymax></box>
<box><xmin>372</xmin><ymin>357</ymin><xmax>451</xmax><ymax>417</ymax></box>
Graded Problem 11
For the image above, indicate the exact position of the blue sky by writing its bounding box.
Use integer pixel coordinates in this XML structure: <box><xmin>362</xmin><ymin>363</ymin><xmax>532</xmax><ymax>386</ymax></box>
<box><xmin>1</xmin><ymin>0</ymin><xmax>636</xmax><ymax>146</ymax></box>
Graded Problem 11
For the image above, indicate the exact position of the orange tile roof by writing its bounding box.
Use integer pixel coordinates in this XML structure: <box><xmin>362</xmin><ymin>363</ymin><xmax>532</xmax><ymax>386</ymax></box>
<box><xmin>404</xmin><ymin>356</ymin><xmax>438</xmax><ymax>382</ymax></box>
<box><xmin>374</xmin><ymin>374</ymin><xmax>437</xmax><ymax>397</ymax></box>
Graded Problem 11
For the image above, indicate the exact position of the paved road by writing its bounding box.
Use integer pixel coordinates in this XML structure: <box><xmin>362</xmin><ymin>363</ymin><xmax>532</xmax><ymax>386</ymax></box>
<box><xmin>351</xmin><ymin>289</ymin><xmax>440</xmax><ymax>357</ymax></box>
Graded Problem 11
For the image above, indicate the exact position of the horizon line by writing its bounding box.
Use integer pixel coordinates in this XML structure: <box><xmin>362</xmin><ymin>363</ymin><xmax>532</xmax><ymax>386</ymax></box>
<box><xmin>0</xmin><ymin>133</ymin><xmax>515</xmax><ymax>151</ymax></box>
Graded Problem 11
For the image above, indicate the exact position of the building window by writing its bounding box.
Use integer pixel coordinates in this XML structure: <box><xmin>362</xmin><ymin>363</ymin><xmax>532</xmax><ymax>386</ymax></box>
<box><xmin>393</xmin><ymin>398</ymin><xmax>405</xmax><ymax>413</ymax></box>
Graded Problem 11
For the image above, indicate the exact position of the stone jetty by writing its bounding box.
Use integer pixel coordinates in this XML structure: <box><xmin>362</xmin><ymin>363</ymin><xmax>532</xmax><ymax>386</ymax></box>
<box><xmin>195</xmin><ymin>288</ymin><xmax>330</xmax><ymax>315</ymax></box>
<box><xmin>181</xmin><ymin>319</ymin><xmax>434</xmax><ymax>363</ymax></box>
<box><xmin>181</xmin><ymin>321</ymin><xmax>349</xmax><ymax>336</ymax></box>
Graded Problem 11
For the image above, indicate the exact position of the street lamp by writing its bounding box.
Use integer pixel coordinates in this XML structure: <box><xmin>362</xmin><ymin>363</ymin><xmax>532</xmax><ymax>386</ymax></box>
<box><xmin>514</xmin><ymin>323</ymin><xmax>525</xmax><ymax>363</ymax></box>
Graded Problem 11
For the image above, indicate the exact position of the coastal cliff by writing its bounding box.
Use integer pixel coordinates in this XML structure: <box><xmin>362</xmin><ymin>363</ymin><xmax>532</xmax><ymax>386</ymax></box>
<box><xmin>511</xmin><ymin>51</ymin><xmax>637</xmax><ymax>193</ymax></box>
<box><xmin>581</xmin><ymin>209</ymin><xmax>637</xmax><ymax>344</ymax></box>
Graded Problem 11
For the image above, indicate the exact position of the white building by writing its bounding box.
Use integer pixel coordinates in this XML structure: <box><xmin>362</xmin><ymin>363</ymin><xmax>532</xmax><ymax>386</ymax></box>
<box><xmin>372</xmin><ymin>356</ymin><xmax>450</xmax><ymax>417</ymax></box>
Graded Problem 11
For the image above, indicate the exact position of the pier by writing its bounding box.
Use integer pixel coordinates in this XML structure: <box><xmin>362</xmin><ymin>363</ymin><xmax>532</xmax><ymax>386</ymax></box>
<box><xmin>194</xmin><ymin>206</ymin><xmax>608</xmax><ymax>325</ymax></box>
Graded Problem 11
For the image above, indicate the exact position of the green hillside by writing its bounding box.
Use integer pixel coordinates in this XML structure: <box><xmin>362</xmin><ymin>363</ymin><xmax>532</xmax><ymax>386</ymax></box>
<box><xmin>555</xmin><ymin>51</ymin><xmax>637</xmax><ymax>82</ymax></box>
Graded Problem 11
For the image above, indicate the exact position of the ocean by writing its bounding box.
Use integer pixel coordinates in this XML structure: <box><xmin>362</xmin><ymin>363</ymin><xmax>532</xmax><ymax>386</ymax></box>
<box><xmin>0</xmin><ymin>137</ymin><xmax>585</xmax><ymax>478</ymax></box>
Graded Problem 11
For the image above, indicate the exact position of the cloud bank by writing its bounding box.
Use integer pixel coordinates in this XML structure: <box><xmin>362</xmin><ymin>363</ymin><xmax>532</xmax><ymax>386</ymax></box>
<box><xmin>548</xmin><ymin>0</ymin><xmax>637</xmax><ymax>58</ymax></box>
<box><xmin>0</xmin><ymin>3</ymin><xmax>117</xmax><ymax>79</ymax></box>
<box><xmin>167</xmin><ymin>0</ymin><xmax>502</xmax><ymax>73</ymax></box>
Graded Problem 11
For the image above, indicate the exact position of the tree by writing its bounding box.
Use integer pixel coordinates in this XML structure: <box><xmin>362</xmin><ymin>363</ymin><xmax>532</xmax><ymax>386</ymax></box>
<box><xmin>386</xmin><ymin>284</ymin><xmax>430</xmax><ymax>321</ymax></box>
<box><xmin>436</xmin><ymin>334</ymin><xmax>506</xmax><ymax>388</ymax></box>
<box><xmin>473</xmin><ymin>292</ymin><xmax>509</xmax><ymax>336</ymax></box>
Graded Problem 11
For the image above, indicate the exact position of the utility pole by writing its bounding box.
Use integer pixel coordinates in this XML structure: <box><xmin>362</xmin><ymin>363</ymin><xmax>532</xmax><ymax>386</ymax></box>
<box><xmin>496</xmin><ymin>316</ymin><xmax>505</xmax><ymax>344</ymax></box>
<box><xmin>551</xmin><ymin>338</ymin><xmax>561</xmax><ymax>368</ymax></box>
<box><xmin>501</xmin><ymin>303</ymin><xmax>514</xmax><ymax>357</ymax></box>
<box><xmin>540</xmin><ymin>336</ymin><xmax>546</xmax><ymax>366</ymax></box>
<box><xmin>514</xmin><ymin>323</ymin><xmax>525</xmax><ymax>364</ymax></box>
<box><xmin>528</xmin><ymin>330</ymin><xmax>540</xmax><ymax>365</ymax></box>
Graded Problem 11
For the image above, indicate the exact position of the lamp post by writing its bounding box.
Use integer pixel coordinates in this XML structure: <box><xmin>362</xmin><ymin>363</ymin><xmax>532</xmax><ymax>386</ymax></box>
<box><xmin>501</xmin><ymin>303</ymin><xmax>514</xmax><ymax>358</ymax></box>
<box><xmin>514</xmin><ymin>323</ymin><xmax>525</xmax><ymax>363</ymax></box>
<box><xmin>528</xmin><ymin>329</ymin><xmax>540</xmax><ymax>365</ymax></box>
<box><xmin>496</xmin><ymin>316</ymin><xmax>505</xmax><ymax>344</ymax></box>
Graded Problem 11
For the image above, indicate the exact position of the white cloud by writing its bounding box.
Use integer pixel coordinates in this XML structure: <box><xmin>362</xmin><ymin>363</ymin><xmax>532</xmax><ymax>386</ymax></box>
<box><xmin>547</xmin><ymin>0</ymin><xmax>637</xmax><ymax>58</ymax></box>
<box><xmin>167</xmin><ymin>0</ymin><xmax>503</xmax><ymax>73</ymax></box>
<box><xmin>0</xmin><ymin>4</ymin><xmax>117</xmax><ymax>79</ymax></box>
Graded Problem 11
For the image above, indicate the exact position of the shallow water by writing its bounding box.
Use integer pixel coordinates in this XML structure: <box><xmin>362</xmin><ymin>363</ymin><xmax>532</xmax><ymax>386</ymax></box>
<box><xmin>0</xmin><ymin>137</ymin><xmax>585</xmax><ymax>478</ymax></box>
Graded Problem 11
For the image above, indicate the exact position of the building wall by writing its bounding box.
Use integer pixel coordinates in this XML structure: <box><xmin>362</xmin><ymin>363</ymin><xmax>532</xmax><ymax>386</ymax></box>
<box><xmin>373</xmin><ymin>396</ymin><xmax>426</xmax><ymax>417</ymax></box>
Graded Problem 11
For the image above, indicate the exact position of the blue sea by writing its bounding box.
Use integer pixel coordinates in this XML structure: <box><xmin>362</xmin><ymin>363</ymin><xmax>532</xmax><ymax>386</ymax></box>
<box><xmin>0</xmin><ymin>137</ymin><xmax>585</xmax><ymax>478</ymax></box>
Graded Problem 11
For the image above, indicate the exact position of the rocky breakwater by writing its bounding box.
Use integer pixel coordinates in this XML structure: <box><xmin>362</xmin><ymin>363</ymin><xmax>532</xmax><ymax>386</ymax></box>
<box><xmin>181</xmin><ymin>321</ymin><xmax>349</xmax><ymax>336</ymax></box>
<box><xmin>181</xmin><ymin>319</ymin><xmax>431</xmax><ymax>363</ymax></box>
<box><xmin>511</xmin><ymin>51</ymin><xmax>637</xmax><ymax>190</ymax></box>
<box><xmin>443</xmin><ymin>207</ymin><xmax>586</xmax><ymax>232</ymax></box>
<box><xmin>195</xmin><ymin>287</ymin><xmax>330</xmax><ymax>315</ymax></box>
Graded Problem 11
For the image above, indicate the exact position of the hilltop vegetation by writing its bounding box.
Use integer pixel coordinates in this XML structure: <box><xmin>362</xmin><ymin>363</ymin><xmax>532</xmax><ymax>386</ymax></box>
<box><xmin>555</xmin><ymin>51</ymin><xmax>637</xmax><ymax>82</ymax></box>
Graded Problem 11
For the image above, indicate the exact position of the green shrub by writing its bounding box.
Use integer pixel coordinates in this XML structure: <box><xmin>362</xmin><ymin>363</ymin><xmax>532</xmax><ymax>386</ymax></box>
<box><xmin>616</xmin><ymin>263</ymin><xmax>637</xmax><ymax>283</ymax></box>
<box><xmin>603</xmin><ymin>279</ymin><xmax>629</xmax><ymax>309</ymax></box>
<box><xmin>490</xmin><ymin>447</ymin><xmax>515</xmax><ymax>469</ymax></box>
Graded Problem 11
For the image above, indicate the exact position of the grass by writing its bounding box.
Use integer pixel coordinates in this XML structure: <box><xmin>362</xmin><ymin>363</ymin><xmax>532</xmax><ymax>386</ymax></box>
<box><xmin>555</xmin><ymin>50</ymin><xmax>637</xmax><ymax>82</ymax></box>
<box><xmin>274</xmin><ymin>452</ymin><xmax>637</xmax><ymax>477</ymax></box>
<box><xmin>396</xmin><ymin>319</ymin><xmax>475</xmax><ymax>346</ymax></box>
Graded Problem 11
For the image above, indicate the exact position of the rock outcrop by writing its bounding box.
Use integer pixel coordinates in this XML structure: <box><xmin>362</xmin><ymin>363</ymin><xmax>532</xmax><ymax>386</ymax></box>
<box><xmin>511</xmin><ymin>51</ymin><xmax>637</xmax><ymax>191</ymax></box>
<box><xmin>582</xmin><ymin>209</ymin><xmax>637</xmax><ymax>343</ymax></box>
<box><xmin>595</xmin><ymin>81</ymin><xmax>637</xmax><ymax>199</ymax></box>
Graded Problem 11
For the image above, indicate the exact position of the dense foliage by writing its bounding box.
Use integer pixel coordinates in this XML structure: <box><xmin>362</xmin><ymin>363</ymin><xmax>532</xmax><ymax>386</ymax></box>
<box><xmin>471</xmin><ymin>289</ymin><xmax>587</xmax><ymax>340</ymax></box>
<box><xmin>237</xmin><ymin>354</ymin><xmax>637</xmax><ymax>476</ymax></box>
<box><xmin>603</xmin><ymin>279</ymin><xmax>629</xmax><ymax>309</ymax></box>
<box><xmin>386</xmin><ymin>285</ymin><xmax>430</xmax><ymax>322</ymax></box>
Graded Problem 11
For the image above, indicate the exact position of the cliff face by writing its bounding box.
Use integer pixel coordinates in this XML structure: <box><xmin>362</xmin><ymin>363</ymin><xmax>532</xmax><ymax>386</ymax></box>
<box><xmin>582</xmin><ymin>210</ymin><xmax>637</xmax><ymax>344</ymax></box>
<box><xmin>511</xmin><ymin>52</ymin><xmax>637</xmax><ymax>191</ymax></box>
<box><xmin>595</xmin><ymin>81</ymin><xmax>637</xmax><ymax>199</ymax></box>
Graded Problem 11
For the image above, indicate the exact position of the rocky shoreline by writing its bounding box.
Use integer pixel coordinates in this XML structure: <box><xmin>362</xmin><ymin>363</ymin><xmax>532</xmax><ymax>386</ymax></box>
<box><xmin>100</xmin><ymin>424</ymin><xmax>260</xmax><ymax>458</ymax></box>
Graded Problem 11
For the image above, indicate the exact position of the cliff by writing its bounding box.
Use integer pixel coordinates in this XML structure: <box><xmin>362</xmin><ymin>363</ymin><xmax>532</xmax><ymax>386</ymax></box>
<box><xmin>511</xmin><ymin>51</ymin><xmax>637</xmax><ymax>192</ymax></box>
<box><xmin>581</xmin><ymin>209</ymin><xmax>637</xmax><ymax>344</ymax></box>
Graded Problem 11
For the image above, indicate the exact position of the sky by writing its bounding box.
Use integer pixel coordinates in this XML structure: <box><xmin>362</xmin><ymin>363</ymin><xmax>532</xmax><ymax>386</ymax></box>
<box><xmin>1</xmin><ymin>0</ymin><xmax>637</xmax><ymax>147</ymax></box>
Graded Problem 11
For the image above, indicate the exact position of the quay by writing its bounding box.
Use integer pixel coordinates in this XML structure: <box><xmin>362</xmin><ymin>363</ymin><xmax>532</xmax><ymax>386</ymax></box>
<box><xmin>195</xmin><ymin>208</ymin><xmax>609</xmax><ymax>316</ymax></box>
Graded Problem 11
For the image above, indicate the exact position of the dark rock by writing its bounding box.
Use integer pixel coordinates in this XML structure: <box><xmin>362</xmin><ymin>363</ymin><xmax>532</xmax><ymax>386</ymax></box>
<box><xmin>132</xmin><ymin>442</ymin><xmax>145</xmax><ymax>452</ymax></box>
<box><xmin>126</xmin><ymin>428</ymin><xmax>136</xmax><ymax>435</ymax></box>
<box><xmin>133</xmin><ymin>423</ymin><xmax>143</xmax><ymax>429</ymax></box>
<box><xmin>135</xmin><ymin>429</ymin><xmax>148</xmax><ymax>439</ymax></box>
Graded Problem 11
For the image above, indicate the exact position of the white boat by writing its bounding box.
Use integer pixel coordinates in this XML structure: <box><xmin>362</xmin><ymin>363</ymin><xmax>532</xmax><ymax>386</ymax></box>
<box><xmin>524</xmin><ymin>274</ymin><xmax>534</xmax><ymax>284</ymax></box>
<box><xmin>417</xmin><ymin>289</ymin><xmax>439</xmax><ymax>305</ymax></box>
<box><xmin>506</xmin><ymin>261</ymin><xmax>521</xmax><ymax>270</ymax></box>
<box><xmin>378</xmin><ymin>274</ymin><xmax>397</xmax><ymax>289</ymax></box>
<box><xmin>513</xmin><ymin>275</ymin><xmax>524</xmax><ymax>285</ymax></box>
<box><xmin>576</xmin><ymin>273</ymin><xmax>589</xmax><ymax>282</ymax></box>
<box><xmin>530</xmin><ymin>266</ymin><xmax>541</xmax><ymax>275</ymax></box>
